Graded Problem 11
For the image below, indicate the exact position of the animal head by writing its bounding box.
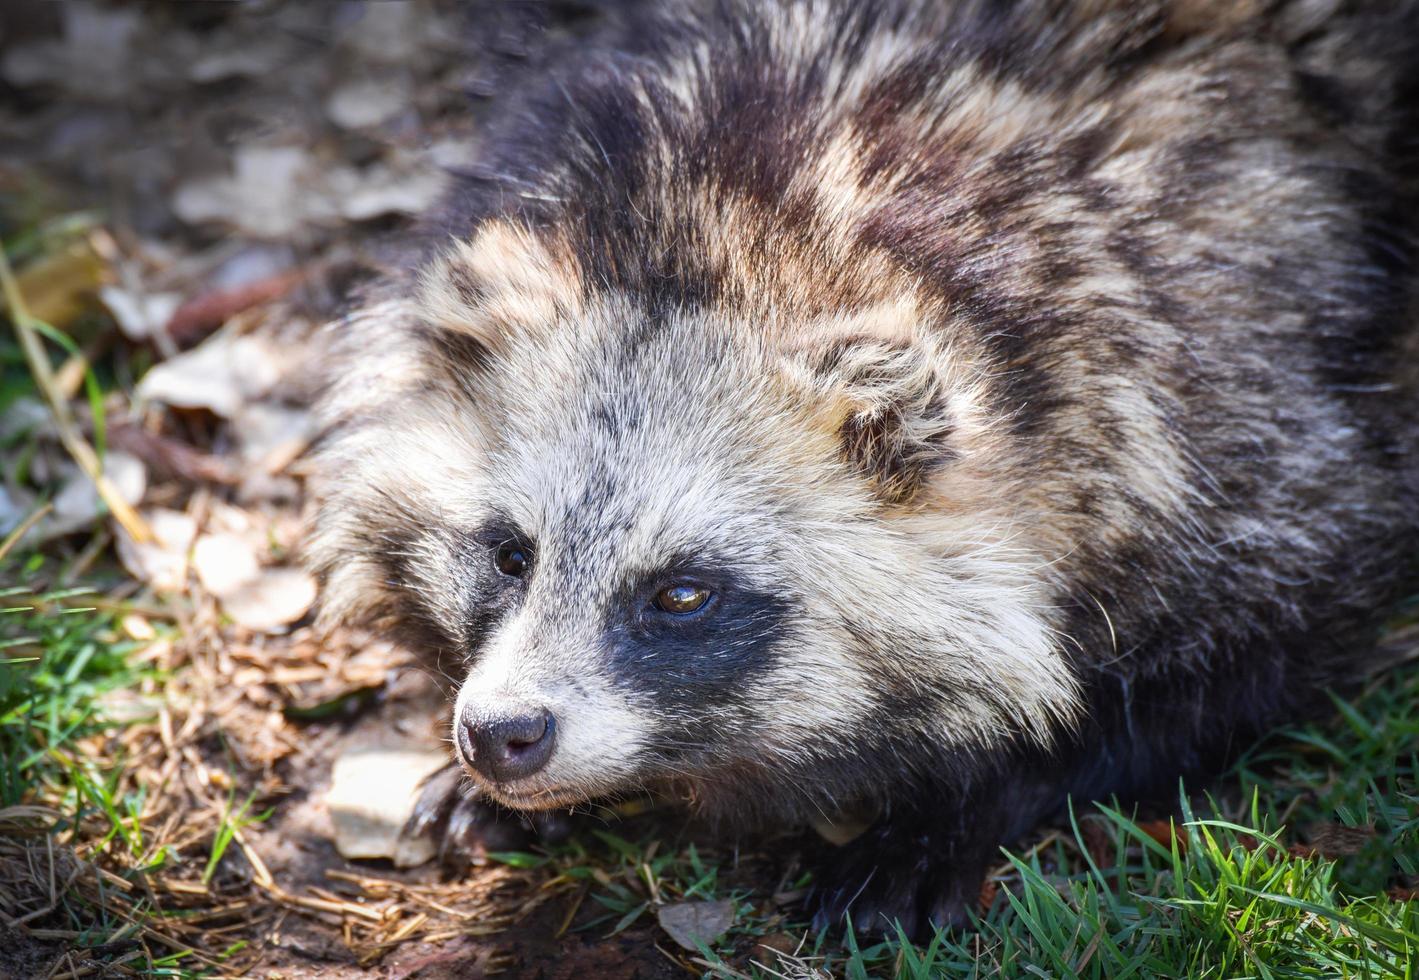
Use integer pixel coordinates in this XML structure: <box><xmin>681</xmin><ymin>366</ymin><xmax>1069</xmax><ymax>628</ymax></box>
<box><xmin>311</xmin><ymin>220</ymin><xmax>1080</xmax><ymax>818</ymax></box>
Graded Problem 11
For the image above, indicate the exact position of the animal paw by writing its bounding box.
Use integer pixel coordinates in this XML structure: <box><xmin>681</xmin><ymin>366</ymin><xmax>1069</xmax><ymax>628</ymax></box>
<box><xmin>807</xmin><ymin>827</ymin><xmax>986</xmax><ymax>939</ymax></box>
<box><xmin>402</xmin><ymin>763</ymin><xmax>575</xmax><ymax>868</ymax></box>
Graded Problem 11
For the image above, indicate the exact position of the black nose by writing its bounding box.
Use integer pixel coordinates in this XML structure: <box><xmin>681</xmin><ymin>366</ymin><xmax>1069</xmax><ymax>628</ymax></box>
<box><xmin>459</xmin><ymin>706</ymin><xmax>556</xmax><ymax>782</ymax></box>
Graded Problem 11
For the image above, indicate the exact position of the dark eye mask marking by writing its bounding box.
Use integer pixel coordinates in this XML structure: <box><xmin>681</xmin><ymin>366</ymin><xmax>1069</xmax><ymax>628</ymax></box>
<box><xmin>602</xmin><ymin>563</ymin><xmax>793</xmax><ymax>712</ymax></box>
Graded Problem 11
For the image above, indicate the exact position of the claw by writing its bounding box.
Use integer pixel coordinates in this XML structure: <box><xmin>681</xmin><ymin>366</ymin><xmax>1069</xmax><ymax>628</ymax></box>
<box><xmin>807</xmin><ymin>834</ymin><xmax>985</xmax><ymax>940</ymax></box>
<box><xmin>529</xmin><ymin>809</ymin><xmax>575</xmax><ymax>844</ymax></box>
<box><xmin>403</xmin><ymin>764</ymin><xmax>467</xmax><ymax>840</ymax></box>
<box><xmin>399</xmin><ymin>761</ymin><xmax>574</xmax><ymax>868</ymax></box>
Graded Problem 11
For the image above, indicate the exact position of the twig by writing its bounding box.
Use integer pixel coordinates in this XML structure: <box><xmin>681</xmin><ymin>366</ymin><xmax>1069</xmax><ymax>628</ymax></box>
<box><xmin>0</xmin><ymin>502</ymin><xmax>53</xmax><ymax>563</ymax></box>
<box><xmin>0</xmin><ymin>239</ymin><xmax>150</xmax><ymax>542</ymax></box>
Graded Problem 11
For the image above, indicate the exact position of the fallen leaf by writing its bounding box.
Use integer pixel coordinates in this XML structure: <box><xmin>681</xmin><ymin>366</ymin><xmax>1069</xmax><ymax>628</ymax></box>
<box><xmin>192</xmin><ymin>532</ymin><xmax>261</xmax><ymax>598</ymax></box>
<box><xmin>187</xmin><ymin>39</ymin><xmax>293</xmax><ymax>84</ymax></box>
<box><xmin>43</xmin><ymin>451</ymin><xmax>146</xmax><ymax>540</ymax></box>
<box><xmin>751</xmin><ymin>933</ymin><xmax>802</xmax><ymax>971</ymax></box>
<box><xmin>0</xmin><ymin>487</ymin><xmax>32</xmax><ymax>537</ymax></box>
<box><xmin>978</xmin><ymin>877</ymin><xmax>999</xmax><ymax>913</ymax></box>
<box><xmin>1080</xmin><ymin>815</ymin><xmax>1116</xmax><ymax>869</ymax></box>
<box><xmin>325</xmin><ymin>746</ymin><xmax>450</xmax><ymax>867</ymax></box>
<box><xmin>656</xmin><ymin>899</ymin><xmax>736</xmax><ymax>952</ymax></box>
<box><xmin>386</xmin><ymin>938</ymin><xmax>493</xmax><ymax>980</ymax></box>
<box><xmin>0</xmin><ymin>397</ymin><xmax>52</xmax><ymax>441</ymax></box>
<box><xmin>120</xmin><ymin>613</ymin><xmax>156</xmax><ymax>641</ymax></box>
<box><xmin>108</xmin><ymin>423</ymin><xmax>240</xmax><ymax>485</ymax></box>
<box><xmin>326</xmin><ymin>75</ymin><xmax>411</xmax><ymax>130</ymax></box>
<box><xmin>99</xmin><ymin>285</ymin><xmax>182</xmax><ymax>342</ymax></box>
<box><xmin>338</xmin><ymin>3</ymin><xmax>427</xmax><ymax>63</ymax></box>
<box><xmin>173</xmin><ymin>145</ymin><xmax>336</xmax><ymax>240</ymax></box>
<box><xmin>136</xmin><ymin>330</ymin><xmax>284</xmax><ymax>417</ymax></box>
<box><xmin>165</xmin><ymin>269</ymin><xmax>304</xmax><ymax>346</ymax></box>
<box><xmin>115</xmin><ymin>508</ymin><xmax>197</xmax><ymax>592</ymax></box>
<box><xmin>14</xmin><ymin>235</ymin><xmax>110</xmax><ymax>328</ymax></box>
<box><xmin>333</xmin><ymin>161</ymin><xmax>446</xmax><ymax>222</ymax></box>
<box><xmin>220</xmin><ymin>567</ymin><xmax>317</xmax><ymax>633</ymax></box>
<box><xmin>1</xmin><ymin>5</ymin><xmax>142</xmax><ymax>97</ymax></box>
<box><xmin>230</xmin><ymin>402</ymin><xmax>316</xmax><ymax>470</ymax></box>
<box><xmin>94</xmin><ymin>687</ymin><xmax>165</xmax><ymax>724</ymax></box>
<box><xmin>1138</xmin><ymin>819</ymin><xmax>1186</xmax><ymax>855</ymax></box>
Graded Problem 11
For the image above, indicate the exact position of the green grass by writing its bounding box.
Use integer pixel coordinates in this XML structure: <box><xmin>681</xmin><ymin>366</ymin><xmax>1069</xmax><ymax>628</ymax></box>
<box><xmin>741</xmin><ymin>659</ymin><xmax>1417</xmax><ymax>978</ymax></box>
<box><xmin>492</xmin><ymin>659</ymin><xmax>1418</xmax><ymax>979</ymax></box>
<box><xmin>4</xmin><ymin>533</ymin><xmax>1415</xmax><ymax>978</ymax></box>
<box><xmin>5</xmin><ymin>538</ymin><xmax>1417</xmax><ymax>977</ymax></box>
<box><xmin>0</xmin><ymin>565</ymin><xmax>148</xmax><ymax>811</ymax></box>
<box><xmin>202</xmin><ymin>789</ymin><xmax>272</xmax><ymax>886</ymax></box>
<box><xmin>0</xmin><ymin>562</ymin><xmax>185</xmax><ymax>972</ymax></box>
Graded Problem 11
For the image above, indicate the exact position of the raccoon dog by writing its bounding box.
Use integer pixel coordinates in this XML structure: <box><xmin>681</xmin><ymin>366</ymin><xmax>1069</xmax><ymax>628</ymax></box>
<box><xmin>311</xmin><ymin>0</ymin><xmax>1419</xmax><ymax>935</ymax></box>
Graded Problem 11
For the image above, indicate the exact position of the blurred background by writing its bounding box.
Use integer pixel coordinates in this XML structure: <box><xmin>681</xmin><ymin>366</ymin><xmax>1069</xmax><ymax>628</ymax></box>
<box><xmin>0</xmin><ymin>5</ymin><xmax>711</xmax><ymax>978</ymax></box>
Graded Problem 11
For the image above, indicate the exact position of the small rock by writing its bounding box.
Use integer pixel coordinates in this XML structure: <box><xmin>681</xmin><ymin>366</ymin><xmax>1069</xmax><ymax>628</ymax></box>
<box><xmin>656</xmin><ymin>899</ymin><xmax>736</xmax><ymax>952</ymax></box>
<box><xmin>326</xmin><ymin>747</ymin><xmax>451</xmax><ymax>867</ymax></box>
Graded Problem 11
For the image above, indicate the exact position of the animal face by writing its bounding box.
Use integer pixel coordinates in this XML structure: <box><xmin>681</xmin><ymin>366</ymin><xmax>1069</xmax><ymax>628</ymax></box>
<box><xmin>316</xmin><ymin>258</ymin><xmax>1080</xmax><ymax>818</ymax></box>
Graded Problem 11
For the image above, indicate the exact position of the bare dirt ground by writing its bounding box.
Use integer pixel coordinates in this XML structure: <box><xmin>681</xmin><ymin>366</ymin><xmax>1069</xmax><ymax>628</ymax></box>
<box><xmin>1</xmin><ymin>3</ymin><xmax>793</xmax><ymax>976</ymax></box>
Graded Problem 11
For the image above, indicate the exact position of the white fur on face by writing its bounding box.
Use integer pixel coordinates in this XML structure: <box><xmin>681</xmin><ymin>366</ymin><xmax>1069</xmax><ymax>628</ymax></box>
<box><xmin>318</xmin><ymin>289</ymin><xmax>1083</xmax><ymax>811</ymax></box>
<box><xmin>453</xmin><ymin>299</ymin><xmax>1075</xmax><ymax>785</ymax></box>
<box><xmin>452</xmin><ymin>612</ymin><xmax>654</xmax><ymax>808</ymax></box>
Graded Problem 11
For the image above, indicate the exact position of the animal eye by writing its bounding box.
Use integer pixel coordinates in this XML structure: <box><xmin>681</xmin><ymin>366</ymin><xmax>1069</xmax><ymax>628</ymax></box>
<box><xmin>653</xmin><ymin>584</ymin><xmax>712</xmax><ymax>615</ymax></box>
<box><xmin>494</xmin><ymin>542</ymin><xmax>530</xmax><ymax>578</ymax></box>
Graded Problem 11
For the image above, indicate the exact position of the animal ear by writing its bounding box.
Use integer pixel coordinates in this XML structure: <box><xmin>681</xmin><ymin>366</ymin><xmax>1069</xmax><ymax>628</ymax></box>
<box><xmin>796</xmin><ymin>336</ymin><xmax>963</xmax><ymax>504</ymax></box>
<box><xmin>417</xmin><ymin>221</ymin><xmax>583</xmax><ymax>358</ymax></box>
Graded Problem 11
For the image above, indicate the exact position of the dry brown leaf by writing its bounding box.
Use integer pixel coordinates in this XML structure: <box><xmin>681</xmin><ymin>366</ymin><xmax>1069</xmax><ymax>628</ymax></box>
<box><xmin>1303</xmin><ymin>823</ymin><xmax>1378</xmax><ymax>858</ymax></box>
<box><xmin>1137</xmin><ymin>819</ymin><xmax>1186</xmax><ymax>855</ymax></box>
<box><xmin>99</xmin><ymin>284</ymin><xmax>182</xmax><ymax>342</ymax></box>
<box><xmin>13</xmin><ymin>234</ymin><xmax>110</xmax><ymax>328</ymax></box>
<box><xmin>165</xmin><ymin>269</ymin><xmax>304</xmax><ymax>346</ymax></box>
<box><xmin>977</xmin><ymin>877</ymin><xmax>999</xmax><ymax>913</ymax></box>
<box><xmin>173</xmin><ymin>145</ymin><xmax>333</xmax><ymax>240</ymax></box>
<box><xmin>0</xmin><ymin>5</ymin><xmax>142</xmax><ymax>96</ymax></box>
<box><xmin>231</xmin><ymin>402</ymin><xmax>316</xmax><ymax>470</ymax></box>
<box><xmin>326</xmin><ymin>76</ymin><xmax>412</xmax><ymax>130</ymax></box>
<box><xmin>656</xmin><ymin>899</ymin><xmax>736</xmax><ymax>952</ymax></box>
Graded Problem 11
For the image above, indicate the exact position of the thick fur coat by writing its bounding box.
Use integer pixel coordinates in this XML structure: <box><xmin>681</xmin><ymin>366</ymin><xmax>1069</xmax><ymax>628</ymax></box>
<box><xmin>311</xmin><ymin>0</ymin><xmax>1419</xmax><ymax>933</ymax></box>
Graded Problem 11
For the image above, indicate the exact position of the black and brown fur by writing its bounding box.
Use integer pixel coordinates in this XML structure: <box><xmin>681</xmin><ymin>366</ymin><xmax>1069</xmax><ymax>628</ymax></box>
<box><xmin>312</xmin><ymin>0</ymin><xmax>1419</xmax><ymax>935</ymax></box>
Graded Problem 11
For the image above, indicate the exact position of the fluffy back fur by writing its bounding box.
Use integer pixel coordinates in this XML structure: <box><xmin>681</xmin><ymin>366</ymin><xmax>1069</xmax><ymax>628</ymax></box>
<box><xmin>311</xmin><ymin>0</ymin><xmax>1419</xmax><ymax>932</ymax></box>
